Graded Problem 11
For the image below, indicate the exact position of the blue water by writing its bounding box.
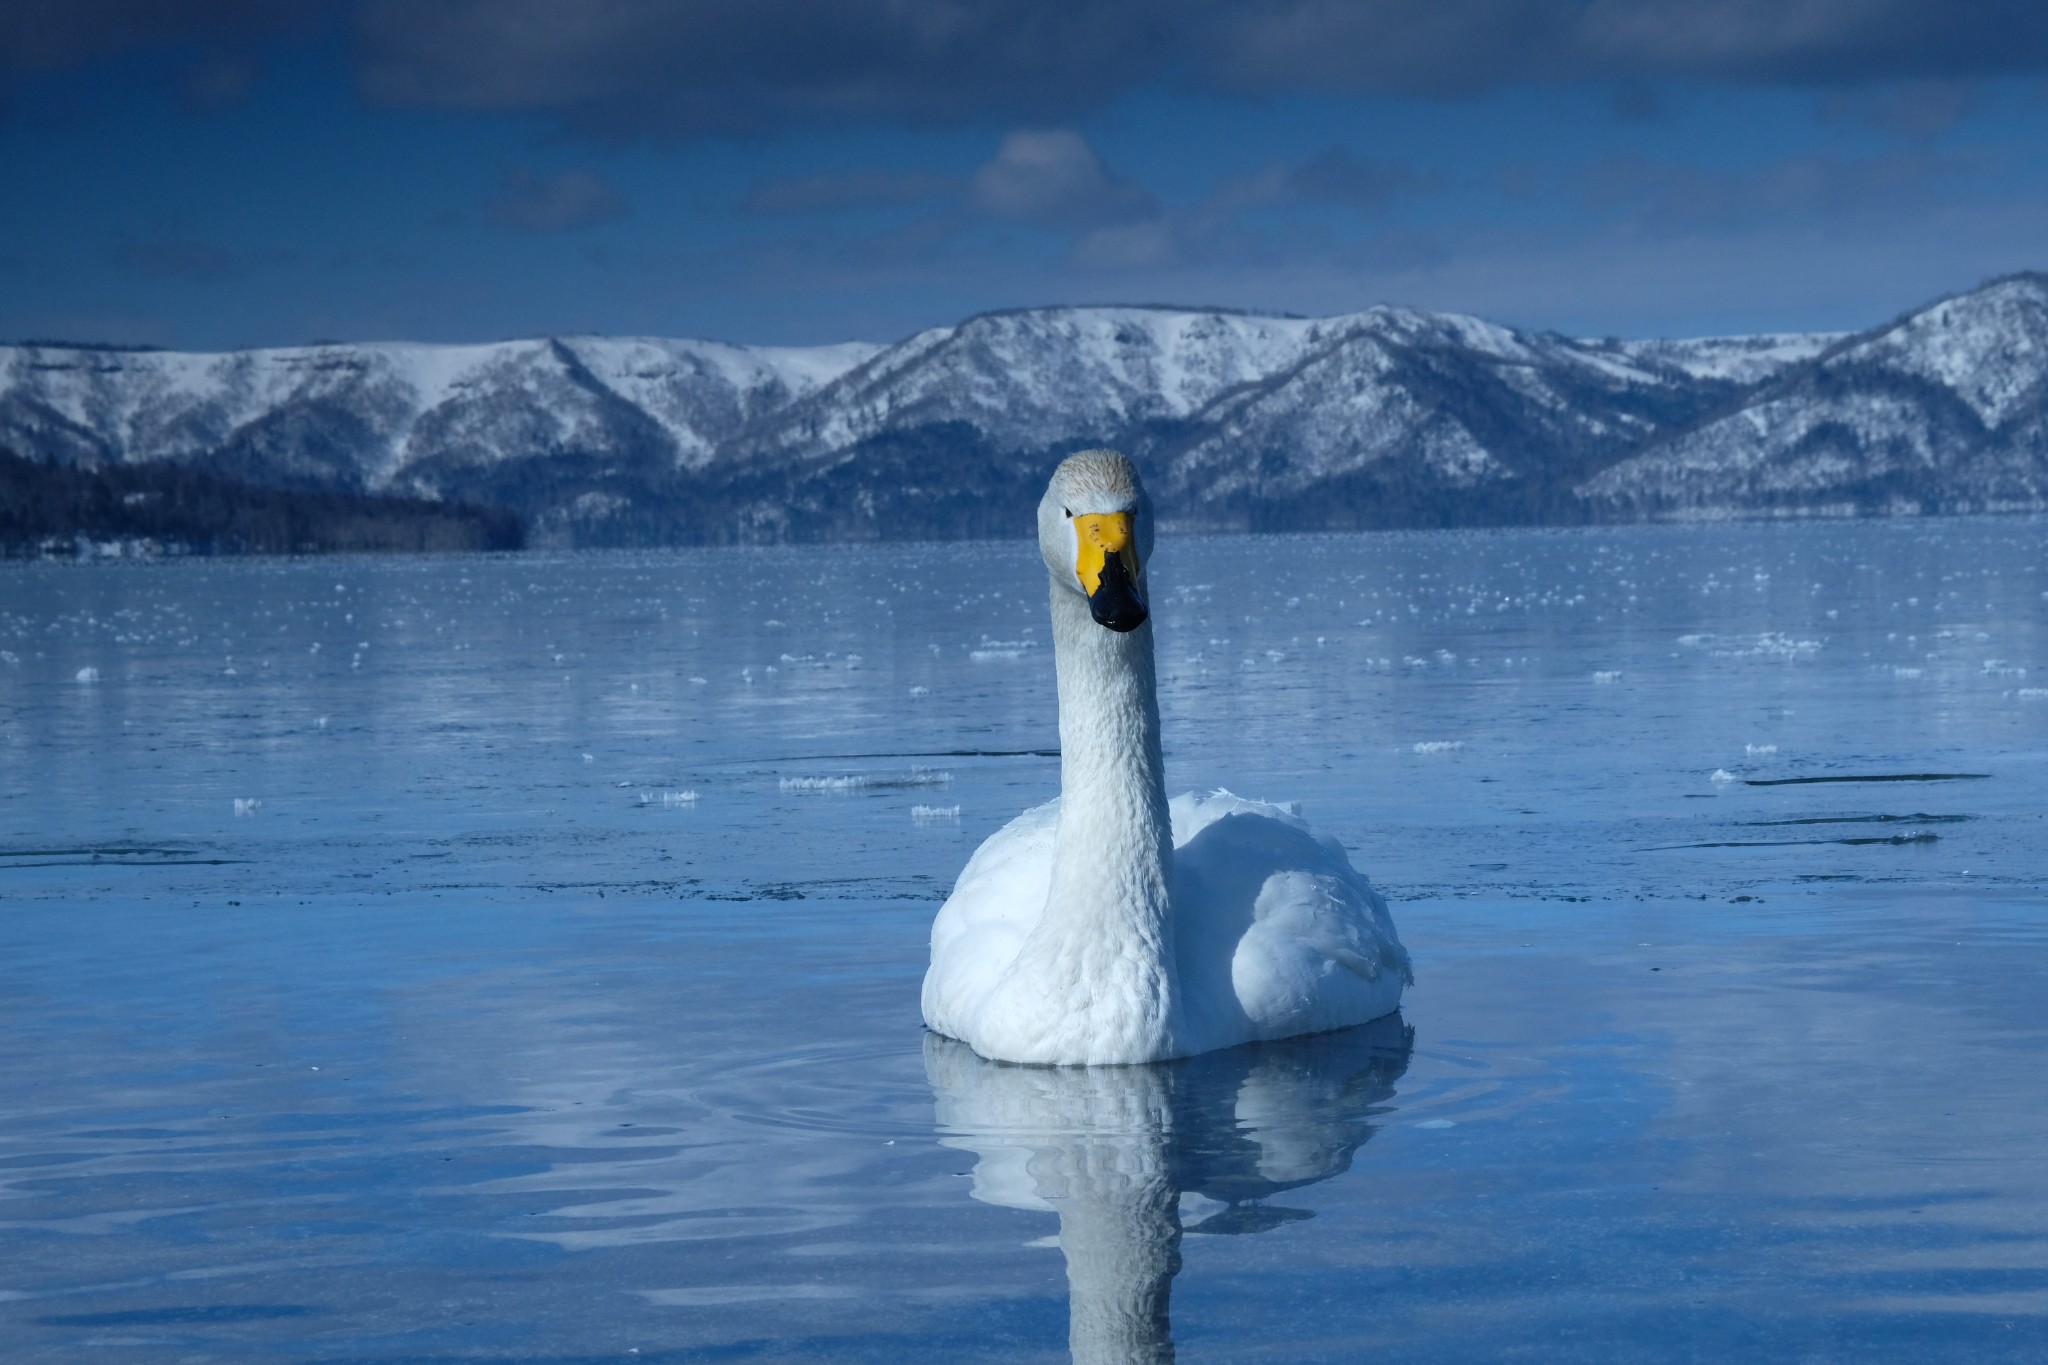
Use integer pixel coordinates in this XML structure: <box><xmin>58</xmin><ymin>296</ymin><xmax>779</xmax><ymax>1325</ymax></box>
<box><xmin>2</xmin><ymin>519</ymin><xmax>2045</xmax><ymax>1361</ymax></box>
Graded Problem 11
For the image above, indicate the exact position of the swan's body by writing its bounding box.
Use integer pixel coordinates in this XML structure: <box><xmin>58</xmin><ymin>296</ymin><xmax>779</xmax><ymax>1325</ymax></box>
<box><xmin>921</xmin><ymin>450</ymin><xmax>1408</xmax><ymax>1065</ymax></box>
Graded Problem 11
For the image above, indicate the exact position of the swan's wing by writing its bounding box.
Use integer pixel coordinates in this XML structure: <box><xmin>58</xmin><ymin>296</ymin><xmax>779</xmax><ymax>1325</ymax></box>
<box><xmin>1169</xmin><ymin>789</ymin><xmax>1305</xmax><ymax>847</ymax></box>
<box><xmin>1171</xmin><ymin>791</ymin><xmax>1409</xmax><ymax>1044</ymax></box>
<box><xmin>923</xmin><ymin>799</ymin><xmax>1059</xmax><ymax>1038</ymax></box>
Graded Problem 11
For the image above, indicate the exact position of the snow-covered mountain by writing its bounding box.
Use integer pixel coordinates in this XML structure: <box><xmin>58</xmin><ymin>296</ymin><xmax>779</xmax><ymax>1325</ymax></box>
<box><xmin>1145</xmin><ymin>310</ymin><xmax>1827</xmax><ymax>529</ymax></box>
<box><xmin>1579</xmin><ymin>274</ymin><xmax>2048</xmax><ymax>519</ymax></box>
<box><xmin>710</xmin><ymin>301</ymin><xmax>1846</xmax><ymax>536</ymax></box>
<box><xmin>0</xmin><ymin>335</ymin><xmax>879</xmax><ymax>515</ymax></box>
<box><xmin>3</xmin><ymin>275</ymin><xmax>2041</xmax><ymax>544</ymax></box>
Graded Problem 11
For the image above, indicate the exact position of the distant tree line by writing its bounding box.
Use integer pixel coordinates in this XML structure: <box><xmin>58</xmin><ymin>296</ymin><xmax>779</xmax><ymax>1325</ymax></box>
<box><xmin>0</xmin><ymin>449</ymin><xmax>523</xmax><ymax>557</ymax></box>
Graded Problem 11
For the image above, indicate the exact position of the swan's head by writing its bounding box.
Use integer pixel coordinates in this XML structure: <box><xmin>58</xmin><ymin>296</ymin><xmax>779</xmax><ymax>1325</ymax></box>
<box><xmin>1039</xmin><ymin>449</ymin><xmax>1153</xmax><ymax>633</ymax></box>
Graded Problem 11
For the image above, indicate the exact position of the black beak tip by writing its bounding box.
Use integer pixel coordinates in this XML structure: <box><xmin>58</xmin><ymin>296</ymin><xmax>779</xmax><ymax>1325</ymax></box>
<box><xmin>1084</xmin><ymin>546</ymin><xmax>1147</xmax><ymax>631</ymax></box>
<box><xmin>1087</xmin><ymin>588</ymin><xmax>1148</xmax><ymax>632</ymax></box>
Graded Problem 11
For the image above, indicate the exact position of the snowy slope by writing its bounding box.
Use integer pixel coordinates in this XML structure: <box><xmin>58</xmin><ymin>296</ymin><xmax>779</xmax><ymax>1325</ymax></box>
<box><xmin>1151</xmin><ymin>307</ymin><xmax>1749</xmax><ymax>526</ymax></box>
<box><xmin>1600</xmin><ymin>332</ymin><xmax>1842</xmax><ymax>384</ymax></box>
<box><xmin>722</xmin><ymin>307</ymin><xmax>1342</xmax><ymax>472</ymax></box>
<box><xmin>566</xmin><ymin>337</ymin><xmax>881</xmax><ymax>469</ymax></box>
<box><xmin>1579</xmin><ymin>274</ymin><xmax>2048</xmax><ymax>518</ymax></box>
<box><xmin>0</xmin><ymin>336</ymin><xmax>882</xmax><ymax>495</ymax></box>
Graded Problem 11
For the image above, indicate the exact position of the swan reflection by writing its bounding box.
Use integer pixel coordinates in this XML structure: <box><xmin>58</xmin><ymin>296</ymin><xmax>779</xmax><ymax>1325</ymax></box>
<box><xmin>927</xmin><ymin>1015</ymin><xmax>1413</xmax><ymax>1363</ymax></box>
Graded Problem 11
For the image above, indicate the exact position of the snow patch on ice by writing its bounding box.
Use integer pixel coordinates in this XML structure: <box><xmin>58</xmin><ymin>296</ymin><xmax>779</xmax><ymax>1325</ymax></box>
<box><xmin>1679</xmin><ymin>632</ymin><xmax>1821</xmax><ymax>659</ymax></box>
<box><xmin>781</xmin><ymin>775</ymin><xmax>867</xmax><ymax>792</ymax></box>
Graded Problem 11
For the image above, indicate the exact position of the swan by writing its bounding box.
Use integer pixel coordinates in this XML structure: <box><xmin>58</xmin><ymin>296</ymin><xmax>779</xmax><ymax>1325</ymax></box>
<box><xmin>921</xmin><ymin>449</ymin><xmax>1410</xmax><ymax>1065</ymax></box>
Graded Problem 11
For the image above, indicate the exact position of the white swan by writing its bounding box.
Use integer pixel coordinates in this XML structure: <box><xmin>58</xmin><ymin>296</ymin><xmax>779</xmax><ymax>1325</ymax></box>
<box><xmin>922</xmin><ymin>449</ymin><xmax>1409</xmax><ymax>1065</ymax></box>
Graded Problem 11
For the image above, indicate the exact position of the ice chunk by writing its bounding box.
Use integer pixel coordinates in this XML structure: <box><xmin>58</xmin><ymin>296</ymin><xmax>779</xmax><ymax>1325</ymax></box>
<box><xmin>781</xmin><ymin>775</ymin><xmax>868</xmax><ymax>792</ymax></box>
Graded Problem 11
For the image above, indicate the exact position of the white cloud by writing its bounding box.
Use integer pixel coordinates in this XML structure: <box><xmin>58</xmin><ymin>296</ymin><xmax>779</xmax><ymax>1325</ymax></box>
<box><xmin>1074</xmin><ymin>221</ymin><xmax>1179</xmax><ymax>270</ymax></box>
<box><xmin>969</xmin><ymin>130</ymin><xmax>1156</xmax><ymax>229</ymax></box>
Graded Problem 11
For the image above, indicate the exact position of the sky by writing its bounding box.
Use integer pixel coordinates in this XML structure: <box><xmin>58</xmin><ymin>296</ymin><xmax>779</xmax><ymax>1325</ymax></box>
<box><xmin>3</xmin><ymin>0</ymin><xmax>2047</xmax><ymax>351</ymax></box>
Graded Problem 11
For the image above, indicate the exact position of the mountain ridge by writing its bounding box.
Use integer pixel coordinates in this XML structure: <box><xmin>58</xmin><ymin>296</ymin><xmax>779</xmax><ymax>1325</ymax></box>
<box><xmin>1580</xmin><ymin>271</ymin><xmax>2048</xmax><ymax>519</ymax></box>
<box><xmin>3</xmin><ymin>275</ymin><xmax>2043</xmax><ymax>545</ymax></box>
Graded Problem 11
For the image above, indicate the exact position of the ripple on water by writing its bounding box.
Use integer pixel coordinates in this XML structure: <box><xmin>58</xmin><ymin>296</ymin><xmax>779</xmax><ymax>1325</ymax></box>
<box><xmin>681</xmin><ymin>1038</ymin><xmax>937</xmax><ymax>1142</ymax></box>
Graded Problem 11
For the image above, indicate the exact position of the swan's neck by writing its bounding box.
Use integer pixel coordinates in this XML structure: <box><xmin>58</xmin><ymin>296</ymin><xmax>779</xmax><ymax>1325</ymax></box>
<box><xmin>1057</xmin><ymin>1159</ymin><xmax>1182</xmax><ymax>1365</ymax></box>
<box><xmin>1029</xmin><ymin>1069</ymin><xmax>1183</xmax><ymax>1364</ymax></box>
<box><xmin>1035</xmin><ymin>583</ymin><xmax>1178</xmax><ymax>1058</ymax></box>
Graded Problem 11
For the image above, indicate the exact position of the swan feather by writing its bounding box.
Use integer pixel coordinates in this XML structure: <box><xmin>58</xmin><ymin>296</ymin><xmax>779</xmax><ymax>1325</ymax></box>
<box><xmin>924</xmin><ymin>790</ymin><xmax>1409</xmax><ymax>1061</ymax></box>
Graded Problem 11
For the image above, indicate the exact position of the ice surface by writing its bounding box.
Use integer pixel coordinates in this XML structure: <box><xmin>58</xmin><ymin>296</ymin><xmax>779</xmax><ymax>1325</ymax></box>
<box><xmin>2</xmin><ymin>517</ymin><xmax>2045</xmax><ymax>1360</ymax></box>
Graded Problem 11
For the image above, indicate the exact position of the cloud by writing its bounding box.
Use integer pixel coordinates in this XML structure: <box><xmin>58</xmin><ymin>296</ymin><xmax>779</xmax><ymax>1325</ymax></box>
<box><xmin>173</xmin><ymin>49</ymin><xmax>262</xmax><ymax>112</ymax></box>
<box><xmin>346</xmin><ymin>1</ymin><xmax>2048</xmax><ymax>140</ymax></box>
<box><xmin>110</xmin><ymin>235</ymin><xmax>286</xmax><ymax>283</ymax></box>
<box><xmin>1060</xmin><ymin>146</ymin><xmax>1435</xmax><ymax>273</ymax></box>
<box><xmin>350</xmin><ymin>0</ymin><xmax>1177</xmax><ymax>139</ymax></box>
<box><xmin>741</xmin><ymin>169</ymin><xmax>958</xmax><ymax>216</ymax></box>
<box><xmin>13</xmin><ymin>2</ymin><xmax>2048</xmax><ymax>137</ymax></box>
<box><xmin>1209</xmin><ymin>146</ymin><xmax>1437</xmax><ymax>216</ymax></box>
<box><xmin>486</xmin><ymin>168</ymin><xmax>629</xmax><ymax>234</ymax></box>
<box><xmin>969</xmin><ymin>130</ymin><xmax>1156</xmax><ymax>229</ymax></box>
<box><xmin>1818</xmin><ymin>78</ymin><xmax>1977</xmax><ymax>139</ymax></box>
<box><xmin>0</xmin><ymin>0</ymin><xmax>324</xmax><ymax>98</ymax></box>
<box><xmin>1607</xmin><ymin>82</ymin><xmax>1667</xmax><ymax>122</ymax></box>
<box><xmin>1073</xmin><ymin>221</ymin><xmax>1179</xmax><ymax>270</ymax></box>
<box><xmin>727</xmin><ymin>133</ymin><xmax>1159</xmax><ymax>276</ymax></box>
<box><xmin>1577</xmin><ymin>148</ymin><xmax>1976</xmax><ymax>232</ymax></box>
<box><xmin>745</xmin><ymin>133</ymin><xmax>1156</xmax><ymax>231</ymax></box>
<box><xmin>1289</xmin><ymin>147</ymin><xmax>1436</xmax><ymax>205</ymax></box>
<box><xmin>1195</xmin><ymin>0</ymin><xmax>2048</xmax><ymax>97</ymax></box>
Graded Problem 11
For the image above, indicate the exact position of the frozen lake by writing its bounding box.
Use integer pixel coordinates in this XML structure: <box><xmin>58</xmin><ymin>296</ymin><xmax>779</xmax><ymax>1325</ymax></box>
<box><xmin>3</xmin><ymin>517</ymin><xmax>2045</xmax><ymax>1361</ymax></box>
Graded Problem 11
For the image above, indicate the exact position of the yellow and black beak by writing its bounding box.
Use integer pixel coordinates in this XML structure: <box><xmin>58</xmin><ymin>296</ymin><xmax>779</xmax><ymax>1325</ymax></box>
<box><xmin>1073</xmin><ymin>512</ymin><xmax>1148</xmax><ymax>632</ymax></box>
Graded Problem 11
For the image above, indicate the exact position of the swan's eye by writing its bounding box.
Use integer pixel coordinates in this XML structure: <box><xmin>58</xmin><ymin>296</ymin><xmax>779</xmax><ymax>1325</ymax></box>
<box><xmin>1063</xmin><ymin>507</ymin><xmax>1072</xmax><ymax>518</ymax></box>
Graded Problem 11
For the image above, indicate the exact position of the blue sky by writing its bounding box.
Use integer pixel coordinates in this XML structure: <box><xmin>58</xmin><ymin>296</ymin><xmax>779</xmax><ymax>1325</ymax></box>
<box><xmin>3</xmin><ymin>1</ymin><xmax>2046</xmax><ymax>350</ymax></box>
